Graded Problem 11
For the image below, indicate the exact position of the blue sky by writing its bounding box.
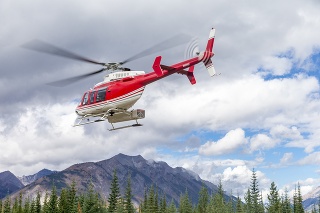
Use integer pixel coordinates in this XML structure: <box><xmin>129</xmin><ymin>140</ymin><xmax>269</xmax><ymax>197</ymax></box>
<box><xmin>1</xmin><ymin>0</ymin><xmax>320</xmax><ymax>201</ymax></box>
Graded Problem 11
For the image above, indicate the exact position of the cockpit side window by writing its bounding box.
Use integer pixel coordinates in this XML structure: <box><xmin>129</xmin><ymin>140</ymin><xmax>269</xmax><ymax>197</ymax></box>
<box><xmin>82</xmin><ymin>93</ymin><xmax>89</xmax><ymax>105</ymax></box>
<box><xmin>90</xmin><ymin>91</ymin><xmax>95</xmax><ymax>104</ymax></box>
<box><xmin>96</xmin><ymin>88</ymin><xmax>107</xmax><ymax>102</ymax></box>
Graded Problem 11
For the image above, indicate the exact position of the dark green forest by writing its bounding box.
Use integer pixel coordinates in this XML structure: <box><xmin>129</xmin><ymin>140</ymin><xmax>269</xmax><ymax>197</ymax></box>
<box><xmin>0</xmin><ymin>169</ymin><xmax>313</xmax><ymax>213</ymax></box>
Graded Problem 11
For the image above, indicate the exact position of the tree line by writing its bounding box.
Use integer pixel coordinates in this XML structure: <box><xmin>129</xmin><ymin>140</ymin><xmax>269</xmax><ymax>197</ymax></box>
<box><xmin>0</xmin><ymin>169</ymin><xmax>314</xmax><ymax>213</ymax></box>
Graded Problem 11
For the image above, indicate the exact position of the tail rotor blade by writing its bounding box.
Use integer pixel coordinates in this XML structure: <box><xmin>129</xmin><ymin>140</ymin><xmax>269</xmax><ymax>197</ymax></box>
<box><xmin>184</xmin><ymin>37</ymin><xmax>199</xmax><ymax>59</ymax></box>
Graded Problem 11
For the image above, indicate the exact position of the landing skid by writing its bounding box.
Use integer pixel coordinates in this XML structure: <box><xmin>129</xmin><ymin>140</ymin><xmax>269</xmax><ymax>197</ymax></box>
<box><xmin>109</xmin><ymin>120</ymin><xmax>143</xmax><ymax>131</ymax></box>
<box><xmin>73</xmin><ymin>113</ymin><xmax>108</xmax><ymax>127</ymax></box>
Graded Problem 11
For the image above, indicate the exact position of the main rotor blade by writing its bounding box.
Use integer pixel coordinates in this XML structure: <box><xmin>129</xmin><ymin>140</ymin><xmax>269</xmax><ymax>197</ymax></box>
<box><xmin>47</xmin><ymin>68</ymin><xmax>106</xmax><ymax>87</ymax></box>
<box><xmin>120</xmin><ymin>33</ymin><xmax>192</xmax><ymax>65</ymax></box>
<box><xmin>22</xmin><ymin>40</ymin><xmax>106</xmax><ymax>66</ymax></box>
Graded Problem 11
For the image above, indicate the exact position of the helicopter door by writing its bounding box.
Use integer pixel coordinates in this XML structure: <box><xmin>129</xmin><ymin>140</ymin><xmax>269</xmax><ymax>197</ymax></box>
<box><xmin>96</xmin><ymin>88</ymin><xmax>107</xmax><ymax>102</ymax></box>
<box><xmin>89</xmin><ymin>91</ymin><xmax>95</xmax><ymax>104</ymax></box>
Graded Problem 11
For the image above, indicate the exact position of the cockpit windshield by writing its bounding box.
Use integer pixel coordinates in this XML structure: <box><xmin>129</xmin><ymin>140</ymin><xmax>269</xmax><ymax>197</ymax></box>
<box><xmin>80</xmin><ymin>88</ymin><xmax>107</xmax><ymax>106</ymax></box>
<box><xmin>82</xmin><ymin>93</ymin><xmax>88</xmax><ymax>105</ymax></box>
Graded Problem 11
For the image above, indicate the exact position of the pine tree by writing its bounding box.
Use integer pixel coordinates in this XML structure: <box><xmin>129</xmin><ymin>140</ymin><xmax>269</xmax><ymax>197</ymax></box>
<box><xmin>179</xmin><ymin>190</ymin><xmax>193</xmax><ymax>213</ymax></box>
<box><xmin>3</xmin><ymin>196</ymin><xmax>11</xmax><ymax>213</ymax></box>
<box><xmin>280</xmin><ymin>188</ymin><xmax>291</xmax><ymax>213</ymax></box>
<box><xmin>35</xmin><ymin>191</ymin><xmax>41</xmax><ymax>213</ymax></box>
<box><xmin>30</xmin><ymin>199</ymin><xmax>36</xmax><ymax>213</ymax></box>
<box><xmin>266</xmin><ymin>181</ymin><xmax>281</xmax><ymax>212</ymax></box>
<box><xmin>258</xmin><ymin>192</ymin><xmax>264</xmax><ymax>213</ymax></box>
<box><xmin>24</xmin><ymin>197</ymin><xmax>31</xmax><ymax>213</ymax></box>
<box><xmin>155</xmin><ymin>187</ymin><xmax>159</xmax><ymax>213</ymax></box>
<box><xmin>42</xmin><ymin>191</ymin><xmax>49</xmax><ymax>213</ymax></box>
<box><xmin>58</xmin><ymin>188</ymin><xmax>69</xmax><ymax>213</ymax></box>
<box><xmin>250</xmin><ymin>168</ymin><xmax>264</xmax><ymax>213</ymax></box>
<box><xmin>108</xmin><ymin>170</ymin><xmax>121</xmax><ymax>213</ymax></box>
<box><xmin>12</xmin><ymin>196</ymin><xmax>19</xmax><ymax>213</ymax></box>
<box><xmin>197</xmin><ymin>185</ymin><xmax>209</xmax><ymax>213</ymax></box>
<box><xmin>147</xmin><ymin>185</ymin><xmax>157</xmax><ymax>213</ymax></box>
<box><xmin>78</xmin><ymin>201</ymin><xmax>83</xmax><ymax>213</ymax></box>
<box><xmin>159</xmin><ymin>193</ymin><xmax>167</xmax><ymax>213</ymax></box>
<box><xmin>116</xmin><ymin>198</ymin><xmax>125</xmax><ymax>213</ymax></box>
<box><xmin>124</xmin><ymin>174</ymin><xmax>135</xmax><ymax>213</ymax></box>
<box><xmin>244</xmin><ymin>188</ymin><xmax>252</xmax><ymax>213</ymax></box>
<box><xmin>140</xmin><ymin>188</ymin><xmax>148</xmax><ymax>213</ymax></box>
<box><xmin>211</xmin><ymin>180</ymin><xmax>226</xmax><ymax>213</ymax></box>
<box><xmin>236</xmin><ymin>195</ymin><xmax>244</xmax><ymax>213</ymax></box>
<box><xmin>77</xmin><ymin>194</ymin><xmax>86</xmax><ymax>213</ymax></box>
<box><xmin>48</xmin><ymin>185</ymin><xmax>59</xmax><ymax>213</ymax></box>
<box><xmin>18</xmin><ymin>192</ymin><xmax>23</xmax><ymax>213</ymax></box>
<box><xmin>0</xmin><ymin>198</ymin><xmax>2</xmax><ymax>213</ymax></box>
<box><xmin>226</xmin><ymin>198</ymin><xmax>234</xmax><ymax>213</ymax></box>
<box><xmin>293</xmin><ymin>183</ymin><xmax>304</xmax><ymax>213</ymax></box>
<box><xmin>167</xmin><ymin>199</ymin><xmax>177</xmax><ymax>213</ymax></box>
<box><xmin>83</xmin><ymin>182</ymin><xmax>102</xmax><ymax>213</ymax></box>
<box><xmin>68</xmin><ymin>181</ymin><xmax>78</xmax><ymax>213</ymax></box>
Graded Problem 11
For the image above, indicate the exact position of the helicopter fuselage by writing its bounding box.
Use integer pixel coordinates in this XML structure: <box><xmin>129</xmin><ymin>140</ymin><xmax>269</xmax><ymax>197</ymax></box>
<box><xmin>75</xmin><ymin>48</ymin><xmax>214</xmax><ymax>117</ymax></box>
<box><xmin>73</xmin><ymin>28</ymin><xmax>216</xmax><ymax>129</ymax></box>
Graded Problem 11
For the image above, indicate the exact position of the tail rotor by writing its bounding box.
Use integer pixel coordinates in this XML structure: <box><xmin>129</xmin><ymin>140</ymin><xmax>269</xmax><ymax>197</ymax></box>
<box><xmin>184</xmin><ymin>37</ymin><xmax>200</xmax><ymax>59</ymax></box>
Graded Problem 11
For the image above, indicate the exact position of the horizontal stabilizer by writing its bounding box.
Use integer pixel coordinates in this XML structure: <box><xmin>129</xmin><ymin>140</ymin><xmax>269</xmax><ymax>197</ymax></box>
<box><xmin>160</xmin><ymin>64</ymin><xmax>196</xmax><ymax>84</ymax></box>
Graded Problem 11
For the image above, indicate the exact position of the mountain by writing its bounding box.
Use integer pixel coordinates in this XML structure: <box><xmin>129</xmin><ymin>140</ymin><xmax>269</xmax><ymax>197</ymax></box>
<box><xmin>0</xmin><ymin>171</ymin><xmax>24</xmax><ymax>199</ymax></box>
<box><xmin>18</xmin><ymin>169</ymin><xmax>56</xmax><ymax>186</ymax></box>
<box><xmin>12</xmin><ymin>153</ymin><xmax>224</xmax><ymax>205</ymax></box>
<box><xmin>302</xmin><ymin>186</ymin><xmax>320</xmax><ymax>211</ymax></box>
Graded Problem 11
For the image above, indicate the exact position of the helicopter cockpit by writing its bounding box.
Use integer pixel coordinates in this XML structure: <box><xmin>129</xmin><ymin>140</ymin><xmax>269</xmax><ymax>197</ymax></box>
<box><xmin>80</xmin><ymin>87</ymin><xmax>107</xmax><ymax>107</ymax></box>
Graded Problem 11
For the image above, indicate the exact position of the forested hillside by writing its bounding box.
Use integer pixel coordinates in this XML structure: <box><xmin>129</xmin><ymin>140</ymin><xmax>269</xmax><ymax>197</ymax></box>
<box><xmin>0</xmin><ymin>169</ymin><xmax>308</xmax><ymax>213</ymax></box>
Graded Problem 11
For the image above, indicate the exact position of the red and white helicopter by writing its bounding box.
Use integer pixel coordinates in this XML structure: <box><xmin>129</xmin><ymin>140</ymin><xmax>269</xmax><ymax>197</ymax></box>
<box><xmin>24</xmin><ymin>28</ymin><xmax>216</xmax><ymax>130</ymax></box>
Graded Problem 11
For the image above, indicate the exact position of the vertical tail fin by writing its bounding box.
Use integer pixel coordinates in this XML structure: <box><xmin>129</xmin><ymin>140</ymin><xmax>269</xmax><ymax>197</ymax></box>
<box><xmin>204</xmin><ymin>59</ymin><xmax>216</xmax><ymax>76</ymax></box>
<box><xmin>206</xmin><ymin>28</ymin><xmax>215</xmax><ymax>52</ymax></box>
<box><xmin>203</xmin><ymin>28</ymin><xmax>216</xmax><ymax>76</ymax></box>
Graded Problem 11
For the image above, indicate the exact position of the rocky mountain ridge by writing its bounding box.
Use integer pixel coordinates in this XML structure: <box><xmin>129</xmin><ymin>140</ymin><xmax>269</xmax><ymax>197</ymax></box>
<box><xmin>0</xmin><ymin>171</ymin><xmax>24</xmax><ymax>199</ymax></box>
<box><xmin>302</xmin><ymin>186</ymin><xmax>320</xmax><ymax>211</ymax></box>
<box><xmin>5</xmin><ymin>153</ymin><xmax>220</xmax><ymax>205</ymax></box>
<box><xmin>18</xmin><ymin>169</ymin><xmax>56</xmax><ymax>186</ymax></box>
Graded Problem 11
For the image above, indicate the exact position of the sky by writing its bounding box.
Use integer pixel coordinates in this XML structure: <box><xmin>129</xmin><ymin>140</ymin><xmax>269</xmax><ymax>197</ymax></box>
<box><xmin>1</xmin><ymin>0</ymin><xmax>320</xmax><ymax>200</ymax></box>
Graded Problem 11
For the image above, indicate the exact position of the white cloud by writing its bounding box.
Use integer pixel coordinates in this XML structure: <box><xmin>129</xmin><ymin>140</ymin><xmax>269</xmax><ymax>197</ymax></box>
<box><xmin>280</xmin><ymin>152</ymin><xmax>294</xmax><ymax>165</ymax></box>
<box><xmin>280</xmin><ymin>177</ymin><xmax>320</xmax><ymax>200</ymax></box>
<box><xmin>286</xmin><ymin>129</ymin><xmax>320</xmax><ymax>153</ymax></box>
<box><xmin>298</xmin><ymin>152</ymin><xmax>320</xmax><ymax>165</ymax></box>
<box><xmin>270</xmin><ymin>125</ymin><xmax>303</xmax><ymax>140</ymax></box>
<box><xmin>0</xmin><ymin>103</ymin><xmax>168</xmax><ymax>176</ymax></box>
<box><xmin>260</xmin><ymin>56</ymin><xmax>293</xmax><ymax>76</ymax></box>
<box><xmin>210</xmin><ymin>166</ymin><xmax>270</xmax><ymax>199</ymax></box>
<box><xmin>249</xmin><ymin>134</ymin><xmax>278</xmax><ymax>152</ymax></box>
<box><xmin>199</xmin><ymin>128</ymin><xmax>247</xmax><ymax>156</ymax></box>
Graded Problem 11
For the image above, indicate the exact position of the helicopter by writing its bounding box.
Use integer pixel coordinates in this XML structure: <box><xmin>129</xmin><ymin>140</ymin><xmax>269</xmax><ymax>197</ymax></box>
<box><xmin>23</xmin><ymin>28</ymin><xmax>216</xmax><ymax>131</ymax></box>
